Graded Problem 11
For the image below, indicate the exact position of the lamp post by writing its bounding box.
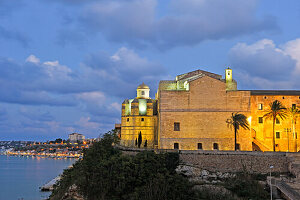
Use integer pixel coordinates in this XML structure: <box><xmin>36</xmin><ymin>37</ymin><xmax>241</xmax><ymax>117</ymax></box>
<box><xmin>270</xmin><ymin>165</ymin><xmax>274</xmax><ymax>200</ymax></box>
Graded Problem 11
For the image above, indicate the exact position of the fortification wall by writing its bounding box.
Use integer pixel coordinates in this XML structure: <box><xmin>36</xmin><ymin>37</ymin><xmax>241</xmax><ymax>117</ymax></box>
<box><xmin>179</xmin><ymin>151</ymin><xmax>289</xmax><ymax>173</ymax></box>
<box><xmin>118</xmin><ymin>146</ymin><xmax>290</xmax><ymax>174</ymax></box>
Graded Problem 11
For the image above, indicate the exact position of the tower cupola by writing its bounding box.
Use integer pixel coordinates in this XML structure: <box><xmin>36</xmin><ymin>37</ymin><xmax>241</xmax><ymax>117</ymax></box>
<box><xmin>137</xmin><ymin>83</ymin><xmax>150</xmax><ymax>99</ymax></box>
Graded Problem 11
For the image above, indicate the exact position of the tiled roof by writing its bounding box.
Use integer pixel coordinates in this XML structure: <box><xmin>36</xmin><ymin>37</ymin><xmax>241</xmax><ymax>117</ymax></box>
<box><xmin>250</xmin><ymin>90</ymin><xmax>300</xmax><ymax>95</ymax></box>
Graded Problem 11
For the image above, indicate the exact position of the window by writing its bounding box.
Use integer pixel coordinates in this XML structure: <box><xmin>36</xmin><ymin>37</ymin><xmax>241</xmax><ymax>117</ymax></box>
<box><xmin>258</xmin><ymin>117</ymin><xmax>263</xmax><ymax>124</ymax></box>
<box><xmin>174</xmin><ymin>122</ymin><xmax>180</xmax><ymax>131</ymax></box>
<box><xmin>296</xmin><ymin>132</ymin><xmax>298</xmax><ymax>139</ymax></box>
<box><xmin>228</xmin><ymin>72</ymin><xmax>230</xmax><ymax>76</ymax></box>
<box><xmin>292</xmin><ymin>104</ymin><xmax>296</xmax><ymax>109</ymax></box>
<box><xmin>174</xmin><ymin>143</ymin><xmax>179</xmax><ymax>149</ymax></box>
<box><xmin>141</xmin><ymin>118</ymin><xmax>144</xmax><ymax>122</ymax></box>
<box><xmin>141</xmin><ymin>91</ymin><xmax>145</xmax><ymax>95</ymax></box>
<box><xmin>236</xmin><ymin>144</ymin><xmax>240</xmax><ymax>150</ymax></box>
<box><xmin>276</xmin><ymin>118</ymin><xmax>280</xmax><ymax>124</ymax></box>
<box><xmin>258</xmin><ymin>103</ymin><xmax>263</xmax><ymax>110</ymax></box>
<box><xmin>213</xmin><ymin>143</ymin><xmax>219</xmax><ymax>150</ymax></box>
<box><xmin>197</xmin><ymin>143</ymin><xmax>202</xmax><ymax>150</ymax></box>
<box><xmin>283</xmin><ymin>97</ymin><xmax>285</xmax><ymax>99</ymax></box>
<box><xmin>127</xmin><ymin>118</ymin><xmax>129</xmax><ymax>122</ymax></box>
<box><xmin>276</xmin><ymin>132</ymin><xmax>280</xmax><ymax>139</ymax></box>
<box><xmin>264</xmin><ymin>96</ymin><xmax>267</xmax><ymax>99</ymax></box>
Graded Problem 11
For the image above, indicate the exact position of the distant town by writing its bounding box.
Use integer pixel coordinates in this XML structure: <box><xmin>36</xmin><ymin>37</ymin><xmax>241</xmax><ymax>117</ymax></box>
<box><xmin>0</xmin><ymin>133</ymin><xmax>99</xmax><ymax>159</ymax></box>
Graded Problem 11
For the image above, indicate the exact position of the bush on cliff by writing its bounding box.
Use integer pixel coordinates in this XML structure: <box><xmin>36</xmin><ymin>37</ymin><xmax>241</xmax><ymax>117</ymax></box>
<box><xmin>50</xmin><ymin>130</ymin><xmax>196</xmax><ymax>200</ymax></box>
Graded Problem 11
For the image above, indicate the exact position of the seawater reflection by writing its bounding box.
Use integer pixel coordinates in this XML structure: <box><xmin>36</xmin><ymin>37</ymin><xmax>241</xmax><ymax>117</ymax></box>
<box><xmin>0</xmin><ymin>155</ymin><xmax>76</xmax><ymax>200</ymax></box>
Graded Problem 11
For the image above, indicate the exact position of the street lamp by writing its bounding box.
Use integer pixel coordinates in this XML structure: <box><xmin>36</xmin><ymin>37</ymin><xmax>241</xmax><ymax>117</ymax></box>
<box><xmin>270</xmin><ymin>165</ymin><xmax>274</xmax><ymax>200</ymax></box>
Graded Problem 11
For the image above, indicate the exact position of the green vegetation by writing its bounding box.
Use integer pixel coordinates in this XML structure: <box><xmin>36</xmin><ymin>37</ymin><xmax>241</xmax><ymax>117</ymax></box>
<box><xmin>50</xmin><ymin>130</ymin><xmax>196</xmax><ymax>200</ymax></box>
<box><xmin>50</xmin><ymin>130</ymin><xmax>270</xmax><ymax>200</ymax></box>
<box><xmin>224</xmin><ymin>172</ymin><xmax>269</xmax><ymax>200</ymax></box>
<box><xmin>226</xmin><ymin>113</ymin><xmax>249</xmax><ymax>151</ymax></box>
<box><xmin>264</xmin><ymin>100</ymin><xmax>287</xmax><ymax>151</ymax></box>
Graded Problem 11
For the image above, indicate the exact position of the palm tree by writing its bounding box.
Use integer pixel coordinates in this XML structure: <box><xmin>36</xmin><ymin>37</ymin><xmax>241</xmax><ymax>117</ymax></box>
<box><xmin>227</xmin><ymin>113</ymin><xmax>249</xmax><ymax>151</ymax></box>
<box><xmin>263</xmin><ymin>100</ymin><xmax>287</xmax><ymax>151</ymax></box>
<box><xmin>288</xmin><ymin>106</ymin><xmax>300</xmax><ymax>152</ymax></box>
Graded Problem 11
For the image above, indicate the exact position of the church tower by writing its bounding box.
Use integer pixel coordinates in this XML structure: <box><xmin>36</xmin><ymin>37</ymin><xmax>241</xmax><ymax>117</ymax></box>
<box><xmin>120</xmin><ymin>83</ymin><xmax>158</xmax><ymax>148</ymax></box>
<box><xmin>225</xmin><ymin>67</ymin><xmax>237</xmax><ymax>91</ymax></box>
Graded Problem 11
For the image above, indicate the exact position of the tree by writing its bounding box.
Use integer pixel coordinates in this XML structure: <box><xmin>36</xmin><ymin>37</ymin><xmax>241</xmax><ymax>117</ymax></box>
<box><xmin>263</xmin><ymin>100</ymin><xmax>287</xmax><ymax>151</ymax></box>
<box><xmin>226</xmin><ymin>113</ymin><xmax>249</xmax><ymax>151</ymax></box>
<box><xmin>288</xmin><ymin>106</ymin><xmax>300</xmax><ymax>152</ymax></box>
<box><xmin>144</xmin><ymin>140</ymin><xmax>147</xmax><ymax>148</ymax></box>
<box><xmin>135</xmin><ymin>138</ymin><xmax>138</xmax><ymax>146</ymax></box>
<box><xmin>138</xmin><ymin>131</ymin><xmax>142</xmax><ymax>148</ymax></box>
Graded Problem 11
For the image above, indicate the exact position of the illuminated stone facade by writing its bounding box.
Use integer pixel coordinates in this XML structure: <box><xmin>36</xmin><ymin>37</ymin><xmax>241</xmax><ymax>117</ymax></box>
<box><xmin>120</xmin><ymin>83</ymin><xmax>158</xmax><ymax>148</ymax></box>
<box><xmin>119</xmin><ymin>69</ymin><xmax>300</xmax><ymax>152</ymax></box>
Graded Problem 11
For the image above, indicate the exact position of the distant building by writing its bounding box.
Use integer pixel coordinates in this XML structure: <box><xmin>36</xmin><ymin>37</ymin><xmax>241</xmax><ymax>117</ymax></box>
<box><xmin>69</xmin><ymin>133</ymin><xmax>85</xmax><ymax>142</ymax></box>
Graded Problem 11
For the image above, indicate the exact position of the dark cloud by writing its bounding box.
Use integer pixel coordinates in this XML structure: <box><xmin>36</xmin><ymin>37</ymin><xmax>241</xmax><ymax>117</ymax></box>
<box><xmin>0</xmin><ymin>26</ymin><xmax>29</xmax><ymax>47</ymax></box>
<box><xmin>229</xmin><ymin>39</ymin><xmax>300</xmax><ymax>89</ymax></box>
<box><xmin>19</xmin><ymin>108</ymin><xmax>54</xmax><ymax>122</ymax></box>
<box><xmin>76</xmin><ymin>0</ymin><xmax>278</xmax><ymax>49</ymax></box>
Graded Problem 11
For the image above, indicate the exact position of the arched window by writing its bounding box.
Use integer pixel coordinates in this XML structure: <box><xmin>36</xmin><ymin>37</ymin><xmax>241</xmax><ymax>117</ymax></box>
<box><xmin>213</xmin><ymin>143</ymin><xmax>219</xmax><ymax>150</ymax></box>
<box><xmin>141</xmin><ymin>91</ymin><xmax>145</xmax><ymax>95</ymax></box>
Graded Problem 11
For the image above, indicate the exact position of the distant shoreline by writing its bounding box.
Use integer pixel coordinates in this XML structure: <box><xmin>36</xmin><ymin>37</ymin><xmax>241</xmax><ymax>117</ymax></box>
<box><xmin>2</xmin><ymin>151</ymin><xmax>82</xmax><ymax>159</ymax></box>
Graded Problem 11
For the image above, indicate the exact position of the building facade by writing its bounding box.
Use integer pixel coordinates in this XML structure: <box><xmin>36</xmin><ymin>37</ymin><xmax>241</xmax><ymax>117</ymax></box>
<box><xmin>69</xmin><ymin>133</ymin><xmax>85</xmax><ymax>142</ymax></box>
<box><xmin>119</xmin><ymin>69</ymin><xmax>300</xmax><ymax>152</ymax></box>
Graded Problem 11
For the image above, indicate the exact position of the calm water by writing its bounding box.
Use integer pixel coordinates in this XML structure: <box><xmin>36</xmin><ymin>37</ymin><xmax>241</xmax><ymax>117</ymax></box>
<box><xmin>0</xmin><ymin>155</ymin><xmax>76</xmax><ymax>200</ymax></box>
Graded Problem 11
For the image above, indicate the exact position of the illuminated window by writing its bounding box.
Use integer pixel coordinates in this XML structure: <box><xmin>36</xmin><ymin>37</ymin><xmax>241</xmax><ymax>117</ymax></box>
<box><xmin>258</xmin><ymin>117</ymin><xmax>263</xmax><ymax>124</ymax></box>
<box><xmin>127</xmin><ymin>118</ymin><xmax>129</xmax><ymax>122</ymax></box>
<box><xmin>276</xmin><ymin>118</ymin><xmax>280</xmax><ymax>124</ymax></box>
<box><xmin>236</xmin><ymin>144</ymin><xmax>240</xmax><ymax>150</ymax></box>
<box><xmin>213</xmin><ymin>143</ymin><xmax>219</xmax><ymax>150</ymax></box>
<box><xmin>141</xmin><ymin>91</ymin><xmax>145</xmax><ymax>95</ymax></box>
<box><xmin>258</xmin><ymin>103</ymin><xmax>263</xmax><ymax>110</ymax></box>
<box><xmin>276</xmin><ymin>132</ymin><xmax>280</xmax><ymax>139</ymax></box>
<box><xmin>292</xmin><ymin>104</ymin><xmax>296</xmax><ymax>109</ymax></box>
<box><xmin>197</xmin><ymin>143</ymin><xmax>202</xmax><ymax>150</ymax></box>
<box><xmin>141</xmin><ymin>118</ymin><xmax>144</xmax><ymax>121</ymax></box>
<box><xmin>174</xmin><ymin>122</ymin><xmax>180</xmax><ymax>131</ymax></box>
<box><xmin>174</xmin><ymin>143</ymin><xmax>179</xmax><ymax>149</ymax></box>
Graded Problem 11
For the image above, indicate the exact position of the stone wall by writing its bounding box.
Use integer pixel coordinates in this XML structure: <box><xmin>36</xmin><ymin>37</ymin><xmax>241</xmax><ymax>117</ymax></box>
<box><xmin>179</xmin><ymin>150</ymin><xmax>289</xmax><ymax>173</ymax></box>
<box><xmin>118</xmin><ymin>146</ymin><xmax>290</xmax><ymax>174</ymax></box>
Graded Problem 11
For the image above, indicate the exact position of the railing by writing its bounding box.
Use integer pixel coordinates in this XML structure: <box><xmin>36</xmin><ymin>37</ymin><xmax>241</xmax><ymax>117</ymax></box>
<box><xmin>269</xmin><ymin>178</ymin><xmax>300</xmax><ymax>200</ymax></box>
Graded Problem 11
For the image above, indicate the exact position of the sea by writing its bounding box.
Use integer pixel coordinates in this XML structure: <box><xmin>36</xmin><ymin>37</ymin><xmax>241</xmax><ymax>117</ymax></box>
<box><xmin>0</xmin><ymin>155</ymin><xmax>76</xmax><ymax>200</ymax></box>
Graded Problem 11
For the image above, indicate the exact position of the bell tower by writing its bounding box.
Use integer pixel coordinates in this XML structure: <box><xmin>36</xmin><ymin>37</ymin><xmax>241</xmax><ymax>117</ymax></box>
<box><xmin>225</xmin><ymin>67</ymin><xmax>237</xmax><ymax>91</ymax></box>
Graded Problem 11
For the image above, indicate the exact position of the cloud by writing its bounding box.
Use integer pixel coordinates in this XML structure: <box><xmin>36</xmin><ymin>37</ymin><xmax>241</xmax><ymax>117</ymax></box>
<box><xmin>0</xmin><ymin>26</ymin><xmax>29</xmax><ymax>47</ymax></box>
<box><xmin>0</xmin><ymin>47</ymin><xmax>165</xmax><ymax>109</ymax></box>
<box><xmin>0</xmin><ymin>0</ymin><xmax>24</xmax><ymax>16</ymax></box>
<box><xmin>77</xmin><ymin>0</ymin><xmax>277</xmax><ymax>49</ymax></box>
<box><xmin>19</xmin><ymin>107</ymin><xmax>54</xmax><ymax>122</ymax></box>
<box><xmin>80</xmin><ymin>47</ymin><xmax>166</xmax><ymax>97</ymax></box>
<box><xmin>229</xmin><ymin>39</ymin><xmax>300</xmax><ymax>89</ymax></box>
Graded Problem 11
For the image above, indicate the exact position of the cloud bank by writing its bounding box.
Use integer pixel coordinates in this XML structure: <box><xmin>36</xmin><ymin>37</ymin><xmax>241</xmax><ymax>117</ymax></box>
<box><xmin>57</xmin><ymin>0</ymin><xmax>278</xmax><ymax>49</ymax></box>
<box><xmin>229</xmin><ymin>39</ymin><xmax>300</xmax><ymax>89</ymax></box>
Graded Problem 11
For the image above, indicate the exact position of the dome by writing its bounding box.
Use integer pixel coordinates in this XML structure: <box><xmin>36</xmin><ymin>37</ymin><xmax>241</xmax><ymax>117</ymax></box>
<box><xmin>137</xmin><ymin>82</ymin><xmax>149</xmax><ymax>89</ymax></box>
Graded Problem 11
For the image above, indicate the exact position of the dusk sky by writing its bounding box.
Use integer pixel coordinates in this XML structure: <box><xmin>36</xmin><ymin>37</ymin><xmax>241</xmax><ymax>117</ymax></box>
<box><xmin>0</xmin><ymin>0</ymin><xmax>300</xmax><ymax>140</ymax></box>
